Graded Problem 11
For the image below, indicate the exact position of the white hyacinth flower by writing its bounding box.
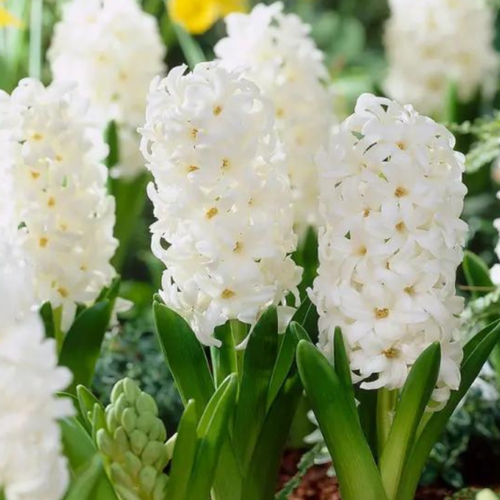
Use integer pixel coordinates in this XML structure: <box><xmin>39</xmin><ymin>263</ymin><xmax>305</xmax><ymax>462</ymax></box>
<box><xmin>215</xmin><ymin>2</ymin><xmax>336</xmax><ymax>234</ymax></box>
<box><xmin>384</xmin><ymin>0</ymin><xmax>499</xmax><ymax>117</ymax></box>
<box><xmin>141</xmin><ymin>62</ymin><xmax>302</xmax><ymax>345</ymax></box>
<box><xmin>313</xmin><ymin>94</ymin><xmax>468</xmax><ymax>406</ymax></box>
<box><xmin>0</xmin><ymin>240</ymin><xmax>73</xmax><ymax>500</ymax></box>
<box><xmin>0</xmin><ymin>79</ymin><xmax>117</xmax><ymax>332</ymax></box>
<box><xmin>49</xmin><ymin>0</ymin><xmax>166</xmax><ymax>179</ymax></box>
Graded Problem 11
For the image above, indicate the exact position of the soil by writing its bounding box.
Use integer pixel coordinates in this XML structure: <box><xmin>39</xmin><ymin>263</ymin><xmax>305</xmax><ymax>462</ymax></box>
<box><xmin>278</xmin><ymin>450</ymin><xmax>479</xmax><ymax>500</ymax></box>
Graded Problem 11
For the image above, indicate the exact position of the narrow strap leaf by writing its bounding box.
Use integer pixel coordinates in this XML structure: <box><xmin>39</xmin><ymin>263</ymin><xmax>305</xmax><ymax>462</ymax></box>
<box><xmin>297</xmin><ymin>341</ymin><xmax>388</xmax><ymax>500</ymax></box>
<box><xmin>153</xmin><ymin>301</ymin><xmax>214</xmax><ymax>419</ymax></box>
<box><xmin>379</xmin><ymin>343</ymin><xmax>441</xmax><ymax>500</ymax></box>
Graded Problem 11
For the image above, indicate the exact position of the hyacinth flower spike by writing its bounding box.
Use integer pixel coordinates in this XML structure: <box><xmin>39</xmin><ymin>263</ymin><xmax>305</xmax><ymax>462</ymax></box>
<box><xmin>297</xmin><ymin>94</ymin><xmax>500</xmax><ymax>500</ymax></box>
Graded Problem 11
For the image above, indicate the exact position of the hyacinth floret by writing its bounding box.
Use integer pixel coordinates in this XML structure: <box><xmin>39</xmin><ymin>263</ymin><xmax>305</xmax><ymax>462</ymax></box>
<box><xmin>313</xmin><ymin>93</ymin><xmax>468</xmax><ymax>406</ymax></box>
<box><xmin>141</xmin><ymin>62</ymin><xmax>302</xmax><ymax>345</ymax></box>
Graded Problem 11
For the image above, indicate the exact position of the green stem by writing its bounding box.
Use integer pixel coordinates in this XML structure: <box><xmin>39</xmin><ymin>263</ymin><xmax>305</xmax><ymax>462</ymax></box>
<box><xmin>230</xmin><ymin>319</ymin><xmax>247</xmax><ymax>377</ymax></box>
<box><xmin>29</xmin><ymin>0</ymin><xmax>43</xmax><ymax>79</ymax></box>
<box><xmin>376</xmin><ymin>388</ymin><xmax>397</xmax><ymax>460</ymax></box>
<box><xmin>53</xmin><ymin>306</ymin><xmax>64</xmax><ymax>353</ymax></box>
<box><xmin>172</xmin><ymin>22</ymin><xmax>206</xmax><ymax>68</ymax></box>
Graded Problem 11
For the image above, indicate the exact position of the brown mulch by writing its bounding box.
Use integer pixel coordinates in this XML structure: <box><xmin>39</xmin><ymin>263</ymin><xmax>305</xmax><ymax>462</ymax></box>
<box><xmin>278</xmin><ymin>450</ymin><xmax>455</xmax><ymax>500</ymax></box>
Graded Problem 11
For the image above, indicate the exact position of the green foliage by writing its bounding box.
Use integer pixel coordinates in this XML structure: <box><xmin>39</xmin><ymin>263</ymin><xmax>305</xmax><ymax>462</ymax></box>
<box><xmin>93</xmin><ymin>315</ymin><xmax>183</xmax><ymax>434</ymax></box>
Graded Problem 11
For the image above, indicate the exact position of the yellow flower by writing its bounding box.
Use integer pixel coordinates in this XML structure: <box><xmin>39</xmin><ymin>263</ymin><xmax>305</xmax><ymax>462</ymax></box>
<box><xmin>218</xmin><ymin>0</ymin><xmax>248</xmax><ymax>15</ymax></box>
<box><xmin>0</xmin><ymin>0</ymin><xmax>22</xmax><ymax>29</ymax></box>
<box><xmin>168</xmin><ymin>0</ymin><xmax>248</xmax><ymax>35</ymax></box>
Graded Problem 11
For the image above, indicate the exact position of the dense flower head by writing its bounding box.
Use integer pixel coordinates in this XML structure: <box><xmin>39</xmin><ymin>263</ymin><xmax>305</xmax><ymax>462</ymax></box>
<box><xmin>313</xmin><ymin>94</ymin><xmax>468</xmax><ymax>405</ymax></box>
<box><xmin>49</xmin><ymin>0</ymin><xmax>166</xmax><ymax>178</ymax></box>
<box><xmin>384</xmin><ymin>0</ymin><xmax>499</xmax><ymax>117</ymax></box>
<box><xmin>141</xmin><ymin>62</ymin><xmax>302</xmax><ymax>345</ymax></box>
<box><xmin>0</xmin><ymin>240</ymin><xmax>73</xmax><ymax>500</ymax></box>
<box><xmin>215</xmin><ymin>2</ymin><xmax>336</xmax><ymax>234</ymax></box>
<box><xmin>0</xmin><ymin>79</ymin><xmax>117</xmax><ymax>331</ymax></box>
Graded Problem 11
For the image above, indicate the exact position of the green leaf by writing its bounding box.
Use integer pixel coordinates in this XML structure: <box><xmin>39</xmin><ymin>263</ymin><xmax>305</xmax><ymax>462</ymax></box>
<box><xmin>105</xmin><ymin>121</ymin><xmax>120</xmax><ymax>170</ymax></box>
<box><xmin>188</xmin><ymin>374</ymin><xmax>238</xmax><ymax>500</ymax></box>
<box><xmin>380</xmin><ymin>343</ymin><xmax>441</xmax><ymax>500</ymax></box>
<box><xmin>463</xmin><ymin>251</ymin><xmax>495</xmax><ymax>298</ymax></box>
<box><xmin>110</xmin><ymin>173</ymin><xmax>149</xmax><ymax>271</ymax></box>
<box><xmin>61</xmin><ymin>417</ymin><xmax>118</xmax><ymax>500</ymax></box>
<box><xmin>166</xmin><ymin>400</ymin><xmax>199</xmax><ymax>500</ymax></box>
<box><xmin>397</xmin><ymin>319</ymin><xmax>500</xmax><ymax>500</ymax></box>
<box><xmin>242</xmin><ymin>374</ymin><xmax>303</xmax><ymax>500</ymax></box>
<box><xmin>77</xmin><ymin>385</ymin><xmax>105</xmax><ymax>432</ymax></box>
<box><xmin>59</xmin><ymin>300</ymin><xmax>113</xmax><ymax>393</ymax></box>
<box><xmin>40</xmin><ymin>301</ymin><xmax>55</xmax><ymax>339</ymax></box>
<box><xmin>267</xmin><ymin>299</ymin><xmax>317</xmax><ymax>408</ymax></box>
<box><xmin>64</xmin><ymin>454</ymin><xmax>107</xmax><ymax>500</ymax></box>
<box><xmin>153</xmin><ymin>301</ymin><xmax>214</xmax><ymax>419</ymax></box>
<box><xmin>297</xmin><ymin>341</ymin><xmax>388</xmax><ymax>500</ymax></box>
<box><xmin>233</xmin><ymin>307</ymin><xmax>279</xmax><ymax>471</ymax></box>
<box><xmin>333</xmin><ymin>328</ymin><xmax>357</xmax><ymax>415</ymax></box>
<box><xmin>172</xmin><ymin>23</ymin><xmax>206</xmax><ymax>68</ymax></box>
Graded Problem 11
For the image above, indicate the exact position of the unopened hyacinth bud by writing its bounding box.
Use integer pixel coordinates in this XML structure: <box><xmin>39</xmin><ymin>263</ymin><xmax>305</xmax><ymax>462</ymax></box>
<box><xmin>384</xmin><ymin>0</ymin><xmax>499</xmax><ymax>117</ymax></box>
<box><xmin>96</xmin><ymin>378</ymin><xmax>169</xmax><ymax>500</ymax></box>
<box><xmin>141</xmin><ymin>62</ymin><xmax>302</xmax><ymax>345</ymax></box>
<box><xmin>0</xmin><ymin>79</ymin><xmax>117</xmax><ymax>331</ymax></box>
<box><xmin>49</xmin><ymin>0</ymin><xmax>166</xmax><ymax>179</ymax></box>
<box><xmin>313</xmin><ymin>94</ymin><xmax>468</xmax><ymax>407</ymax></box>
<box><xmin>215</xmin><ymin>2</ymin><xmax>337</xmax><ymax>234</ymax></box>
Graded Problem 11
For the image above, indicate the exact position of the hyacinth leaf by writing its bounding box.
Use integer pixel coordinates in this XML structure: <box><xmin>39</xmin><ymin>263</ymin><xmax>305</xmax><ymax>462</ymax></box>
<box><xmin>165</xmin><ymin>400</ymin><xmax>198</xmax><ymax>500</ymax></box>
<box><xmin>96</xmin><ymin>276</ymin><xmax>122</xmax><ymax>304</ymax></box>
<box><xmin>211</xmin><ymin>322</ymin><xmax>238</xmax><ymax>387</ymax></box>
<box><xmin>63</xmin><ymin>454</ymin><xmax>107</xmax><ymax>500</ymax></box>
<box><xmin>77</xmin><ymin>385</ymin><xmax>105</xmax><ymax>432</ymax></box>
<box><xmin>153</xmin><ymin>301</ymin><xmax>214</xmax><ymax>419</ymax></box>
<box><xmin>40</xmin><ymin>301</ymin><xmax>55</xmax><ymax>339</ymax></box>
<box><xmin>463</xmin><ymin>250</ymin><xmax>494</xmax><ymax>299</ymax></box>
<box><xmin>105</xmin><ymin>120</ymin><xmax>120</xmax><ymax>170</ymax></box>
<box><xmin>61</xmin><ymin>417</ymin><xmax>118</xmax><ymax>500</ymax></box>
<box><xmin>333</xmin><ymin>328</ymin><xmax>357</xmax><ymax>416</ymax></box>
<box><xmin>242</xmin><ymin>373</ymin><xmax>303</xmax><ymax>500</ymax></box>
<box><xmin>188</xmin><ymin>374</ymin><xmax>238</xmax><ymax>500</ymax></box>
<box><xmin>267</xmin><ymin>299</ymin><xmax>318</xmax><ymax>408</ymax></box>
<box><xmin>356</xmin><ymin>384</ymin><xmax>378</xmax><ymax>459</ymax></box>
<box><xmin>59</xmin><ymin>300</ymin><xmax>113</xmax><ymax>393</ymax></box>
<box><xmin>397</xmin><ymin>319</ymin><xmax>500</xmax><ymax>500</ymax></box>
<box><xmin>297</xmin><ymin>341</ymin><xmax>388</xmax><ymax>500</ymax></box>
<box><xmin>379</xmin><ymin>343</ymin><xmax>441</xmax><ymax>500</ymax></box>
<box><xmin>233</xmin><ymin>307</ymin><xmax>279</xmax><ymax>470</ymax></box>
<box><xmin>111</xmin><ymin>173</ymin><xmax>149</xmax><ymax>271</ymax></box>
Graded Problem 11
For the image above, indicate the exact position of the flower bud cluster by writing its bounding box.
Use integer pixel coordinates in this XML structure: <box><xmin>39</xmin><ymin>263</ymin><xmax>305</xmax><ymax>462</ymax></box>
<box><xmin>49</xmin><ymin>0</ymin><xmax>167</xmax><ymax>179</ymax></box>
<box><xmin>384</xmin><ymin>0</ymin><xmax>499</xmax><ymax>117</ymax></box>
<box><xmin>313</xmin><ymin>94</ymin><xmax>468</xmax><ymax>405</ymax></box>
<box><xmin>96</xmin><ymin>378</ymin><xmax>170</xmax><ymax>500</ymax></box>
<box><xmin>0</xmin><ymin>79</ymin><xmax>117</xmax><ymax>331</ymax></box>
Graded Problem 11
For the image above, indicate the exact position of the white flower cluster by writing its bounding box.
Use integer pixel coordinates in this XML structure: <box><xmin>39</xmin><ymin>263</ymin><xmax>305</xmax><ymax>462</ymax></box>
<box><xmin>0</xmin><ymin>240</ymin><xmax>73</xmax><ymax>500</ymax></box>
<box><xmin>0</xmin><ymin>79</ymin><xmax>117</xmax><ymax>332</ymax></box>
<box><xmin>384</xmin><ymin>0</ymin><xmax>499</xmax><ymax>117</ymax></box>
<box><xmin>215</xmin><ymin>2</ymin><xmax>336</xmax><ymax>234</ymax></box>
<box><xmin>49</xmin><ymin>0</ymin><xmax>166</xmax><ymax>179</ymax></box>
<box><xmin>141</xmin><ymin>63</ymin><xmax>302</xmax><ymax>345</ymax></box>
<box><xmin>313</xmin><ymin>94</ymin><xmax>468</xmax><ymax>405</ymax></box>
